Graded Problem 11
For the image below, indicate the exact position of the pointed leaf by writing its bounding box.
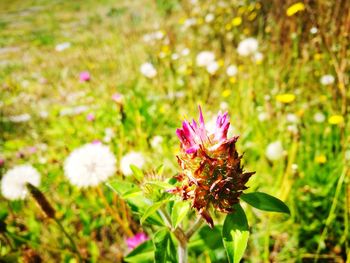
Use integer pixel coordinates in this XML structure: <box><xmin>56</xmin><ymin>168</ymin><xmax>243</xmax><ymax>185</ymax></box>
<box><xmin>171</xmin><ymin>201</ymin><xmax>190</xmax><ymax>229</ymax></box>
<box><xmin>124</xmin><ymin>240</ymin><xmax>154</xmax><ymax>263</ymax></box>
<box><xmin>130</xmin><ymin>165</ymin><xmax>144</xmax><ymax>181</ymax></box>
<box><xmin>222</xmin><ymin>204</ymin><xmax>249</xmax><ymax>263</ymax></box>
<box><xmin>153</xmin><ymin>228</ymin><xmax>170</xmax><ymax>263</ymax></box>
<box><xmin>240</xmin><ymin>192</ymin><xmax>290</xmax><ymax>214</ymax></box>
<box><xmin>140</xmin><ymin>201</ymin><xmax>165</xmax><ymax>224</ymax></box>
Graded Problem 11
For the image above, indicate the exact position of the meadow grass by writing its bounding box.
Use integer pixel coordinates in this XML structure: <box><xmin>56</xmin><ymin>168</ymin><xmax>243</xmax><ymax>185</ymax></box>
<box><xmin>0</xmin><ymin>0</ymin><xmax>349</xmax><ymax>262</ymax></box>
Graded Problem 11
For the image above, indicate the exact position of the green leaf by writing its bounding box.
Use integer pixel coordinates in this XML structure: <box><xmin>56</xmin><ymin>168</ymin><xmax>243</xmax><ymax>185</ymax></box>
<box><xmin>171</xmin><ymin>201</ymin><xmax>190</xmax><ymax>229</ymax></box>
<box><xmin>140</xmin><ymin>201</ymin><xmax>165</xmax><ymax>224</ymax></box>
<box><xmin>146</xmin><ymin>181</ymin><xmax>174</xmax><ymax>189</ymax></box>
<box><xmin>130</xmin><ymin>165</ymin><xmax>144</xmax><ymax>181</ymax></box>
<box><xmin>124</xmin><ymin>240</ymin><xmax>154</xmax><ymax>263</ymax></box>
<box><xmin>222</xmin><ymin>204</ymin><xmax>249</xmax><ymax>263</ymax></box>
<box><xmin>153</xmin><ymin>228</ymin><xmax>170</xmax><ymax>263</ymax></box>
<box><xmin>240</xmin><ymin>192</ymin><xmax>290</xmax><ymax>214</ymax></box>
<box><xmin>106</xmin><ymin>179</ymin><xmax>140</xmax><ymax>197</ymax></box>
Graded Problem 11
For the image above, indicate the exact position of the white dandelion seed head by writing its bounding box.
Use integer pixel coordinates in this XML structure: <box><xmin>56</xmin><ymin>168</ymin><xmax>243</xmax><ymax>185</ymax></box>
<box><xmin>140</xmin><ymin>63</ymin><xmax>157</xmax><ymax>79</ymax></box>
<box><xmin>266</xmin><ymin>141</ymin><xmax>284</xmax><ymax>161</ymax></box>
<box><xmin>8</xmin><ymin>113</ymin><xmax>31</xmax><ymax>123</ymax></box>
<box><xmin>120</xmin><ymin>152</ymin><xmax>145</xmax><ymax>176</ymax></box>
<box><xmin>226</xmin><ymin>65</ymin><xmax>238</xmax><ymax>77</ymax></box>
<box><xmin>320</xmin><ymin>74</ymin><xmax>335</xmax><ymax>85</ymax></box>
<box><xmin>206</xmin><ymin>61</ymin><xmax>219</xmax><ymax>75</ymax></box>
<box><xmin>64</xmin><ymin>143</ymin><xmax>116</xmax><ymax>188</ymax></box>
<box><xmin>237</xmin><ymin>38</ymin><xmax>259</xmax><ymax>57</ymax></box>
<box><xmin>314</xmin><ymin>112</ymin><xmax>326</xmax><ymax>123</ymax></box>
<box><xmin>196</xmin><ymin>51</ymin><xmax>215</xmax><ymax>67</ymax></box>
<box><xmin>181</xmin><ymin>48</ymin><xmax>190</xmax><ymax>56</ymax></box>
<box><xmin>1</xmin><ymin>165</ymin><xmax>41</xmax><ymax>200</ymax></box>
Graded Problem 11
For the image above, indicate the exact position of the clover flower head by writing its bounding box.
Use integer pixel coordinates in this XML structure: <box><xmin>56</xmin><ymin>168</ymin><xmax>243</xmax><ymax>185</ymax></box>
<box><xmin>173</xmin><ymin>106</ymin><xmax>254</xmax><ymax>227</ymax></box>
<box><xmin>64</xmin><ymin>143</ymin><xmax>116</xmax><ymax>188</ymax></box>
<box><xmin>1</xmin><ymin>165</ymin><xmax>41</xmax><ymax>200</ymax></box>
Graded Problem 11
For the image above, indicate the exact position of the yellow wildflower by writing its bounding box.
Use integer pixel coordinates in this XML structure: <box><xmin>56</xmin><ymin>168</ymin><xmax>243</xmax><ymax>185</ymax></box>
<box><xmin>286</xmin><ymin>2</ymin><xmax>305</xmax><ymax>16</ymax></box>
<box><xmin>315</xmin><ymin>155</ymin><xmax>327</xmax><ymax>164</ymax></box>
<box><xmin>328</xmin><ymin>115</ymin><xmax>344</xmax><ymax>125</ymax></box>
<box><xmin>222</xmin><ymin>89</ymin><xmax>231</xmax><ymax>98</ymax></box>
<box><xmin>276</xmin><ymin>94</ymin><xmax>296</xmax><ymax>104</ymax></box>
<box><xmin>231</xmin><ymin>17</ymin><xmax>242</xmax><ymax>26</ymax></box>
<box><xmin>229</xmin><ymin>77</ymin><xmax>236</xmax><ymax>84</ymax></box>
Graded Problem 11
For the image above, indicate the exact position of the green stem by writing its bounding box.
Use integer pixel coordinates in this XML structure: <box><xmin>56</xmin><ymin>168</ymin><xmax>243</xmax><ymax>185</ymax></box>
<box><xmin>54</xmin><ymin>218</ymin><xmax>83</xmax><ymax>262</ymax></box>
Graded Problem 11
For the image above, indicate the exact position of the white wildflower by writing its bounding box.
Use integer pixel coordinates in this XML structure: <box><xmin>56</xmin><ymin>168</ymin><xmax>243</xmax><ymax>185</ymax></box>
<box><xmin>206</xmin><ymin>61</ymin><xmax>219</xmax><ymax>75</ymax></box>
<box><xmin>226</xmin><ymin>65</ymin><xmax>238</xmax><ymax>76</ymax></box>
<box><xmin>120</xmin><ymin>152</ymin><xmax>145</xmax><ymax>176</ymax></box>
<box><xmin>258</xmin><ymin>112</ymin><xmax>269</xmax><ymax>122</ymax></box>
<box><xmin>314</xmin><ymin>112</ymin><xmax>326</xmax><ymax>123</ymax></box>
<box><xmin>237</xmin><ymin>38</ymin><xmax>259</xmax><ymax>57</ymax></box>
<box><xmin>8</xmin><ymin>113</ymin><xmax>31</xmax><ymax>123</ymax></box>
<box><xmin>253</xmin><ymin>52</ymin><xmax>263</xmax><ymax>63</ymax></box>
<box><xmin>151</xmin><ymin>136</ymin><xmax>164</xmax><ymax>149</ymax></box>
<box><xmin>55</xmin><ymin>42</ymin><xmax>71</xmax><ymax>52</ymax></box>
<box><xmin>320</xmin><ymin>74</ymin><xmax>335</xmax><ymax>85</ymax></box>
<box><xmin>140</xmin><ymin>63</ymin><xmax>157</xmax><ymax>78</ymax></box>
<box><xmin>181</xmin><ymin>48</ymin><xmax>190</xmax><ymax>56</ymax></box>
<box><xmin>266</xmin><ymin>141</ymin><xmax>284</xmax><ymax>161</ymax></box>
<box><xmin>64</xmin><ymin>143</ymin><xmax>116</xmax><ymax>188</ymax></box>
<box><xmin>286</xmin><ymin>113</ymin><xmax>299</xmax><ymax>123</ymax></box>
<box><xmin>205</xmin><ymin>13</ymin><xmax>215</xmax><ymax>23</ymax></box>
<box><xmin>310</xmin><ymin>27</ymin><xmax>318</xmax><ymax>34</ymax></box>
<box><xmin>196</xmin><ymin>51</ymin><xmax>215</xmax><ymax>67</ymax></box>
<box><xmin>1</xmin><ymin>165</ymin><xmax>41</xmax><ymax>200</ymax></box>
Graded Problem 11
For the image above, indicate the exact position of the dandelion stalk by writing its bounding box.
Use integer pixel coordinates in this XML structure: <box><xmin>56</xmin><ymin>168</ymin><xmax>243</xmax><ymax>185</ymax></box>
<box><xmin>26</xmin><ymin>183</ymin><xmax>83</xmax><ymax>262</ymax></box>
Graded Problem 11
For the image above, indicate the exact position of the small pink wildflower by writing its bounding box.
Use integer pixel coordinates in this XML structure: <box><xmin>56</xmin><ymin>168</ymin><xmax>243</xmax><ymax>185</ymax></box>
<box><xmin>112</xmin><ymin>93</ymin><xmax>123</xmax><ymax>104</ymax></box>
<box><xmin>79</xmin><ymin>71</ymin><xmax>90</xmax><ymax>82</ymax></box>
<box><xmin>126</xmin><ymin>232</ymin><xmax>149</xmax><ymax>250</ymax></box>
<box><xmin>0</xmin><ymin>158</ymin><xmax>4</xmax><ymax>166</ymax></box>
<box><xmin>86</xmin><ymin>113</ymin><xmax>95</xmax><ymax>121</ymax></box>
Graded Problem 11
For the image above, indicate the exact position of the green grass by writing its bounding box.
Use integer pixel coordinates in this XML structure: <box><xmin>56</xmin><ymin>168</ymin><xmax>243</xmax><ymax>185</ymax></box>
<box><xmin>0</xmin><ymin>0</ymin><xmax>349</xmax><ymax>262</ymax></box>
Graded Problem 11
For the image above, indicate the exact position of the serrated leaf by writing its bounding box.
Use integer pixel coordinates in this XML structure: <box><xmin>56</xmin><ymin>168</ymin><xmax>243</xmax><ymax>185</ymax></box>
<box><xmin>240</xmin><ymin>192</ymin><xmax>290</xmax><ymax>214</ymax></box>
<box><xmin>222</xmin><ymin>204</ymin><xmax>249</xmax><ymax>263</ymax></box>
<box><xmin>130</xmin><ymin>165</ymin><xmax>144</xmax><ymax>181</ymax></box>
<box><xmin>153</xmin><ymin>228</ymin><xmax>170</xmax><ymax>263</ymax></box>
<box><xmin>171</xmin><ymin>201</ymin><xmax>190</xmax><ymax>229</ymax></box>
<box><xmin>140</xmin><ymin>201</ymin><xmax>165</xmax><ymax>224</ymax></box>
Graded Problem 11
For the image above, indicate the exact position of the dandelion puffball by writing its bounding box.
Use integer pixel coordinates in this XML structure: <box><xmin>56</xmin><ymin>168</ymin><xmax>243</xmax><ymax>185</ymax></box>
<box><xmin>196</xmin><ymin>51</ymin><xmax>215</xmax><ymax>67</ymax></box>
<box><xmin>1</xmin><ymin>165</ymin><xmax>41</xmax><ymax>200</ymax></box>
<box><xmin>226</xmin><ymin>65</ymin><xmax>238</xmax><ymax>77</ymax></box>
<box><xmin>140</xmin><ymin>63</ymin><xmax>157</xmax><ymax>78</ymax></box>
<box><xmin>237</xmin><ymin>38</ymin><xmax>259</xmax><ymax>57</ymax></box>
<box><xmin>120</xmin><ymin>152</ymin><xmax>145</xmax><ymax>176</ymax></box>
<box><xmin>64</xmin><ymin>143</ymin><xmax>116</xmax><ymax>188</ymax></box>
<box><xmin>265</xmin><ymin>141</ymin><xmax>284</xmax><ymax>161</ymax></box>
